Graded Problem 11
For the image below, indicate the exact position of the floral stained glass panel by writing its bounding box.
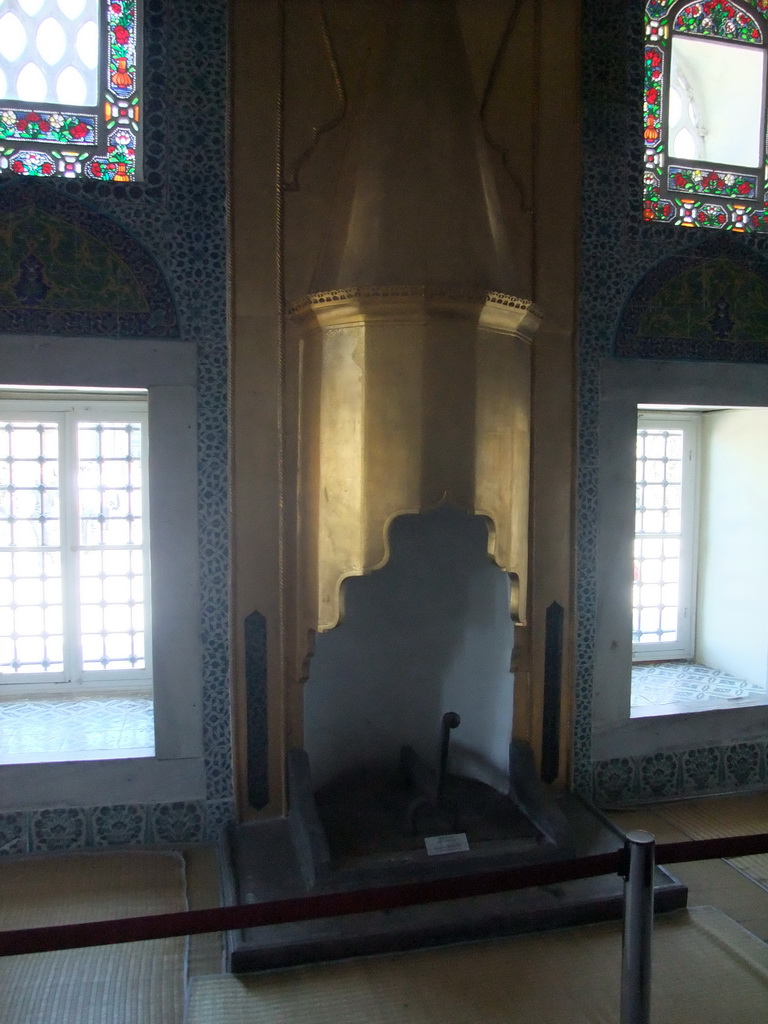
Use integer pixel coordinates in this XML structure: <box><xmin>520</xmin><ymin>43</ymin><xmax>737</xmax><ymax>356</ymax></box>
<box><xmin>0</xmin><ymin>0</ymin><xmax>140</xmax><ymax>181</ymax></box>
<box><xmin>644</xmin><ymin>0</ymin><xmax>768</xmax><ymax>232</ymax></box>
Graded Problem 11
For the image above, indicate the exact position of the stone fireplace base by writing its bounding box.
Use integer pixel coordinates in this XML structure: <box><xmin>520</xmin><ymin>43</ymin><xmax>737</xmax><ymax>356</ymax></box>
<box><xmin>221</xmin><ymin>756</ymin><xmax>686</xmax><ymax>972</ymax></box>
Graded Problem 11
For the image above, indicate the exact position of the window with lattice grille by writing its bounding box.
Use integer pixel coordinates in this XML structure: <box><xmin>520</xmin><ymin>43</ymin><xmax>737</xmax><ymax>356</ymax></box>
<box><xmin>633</xmin><ymin>411</ymin><xmax>699</xmax><ymax>660</ymax></box>
<box><xmin>0</xmin><ymin>391</ymin><xmax>152</xmax><ymax>690</ymax></box>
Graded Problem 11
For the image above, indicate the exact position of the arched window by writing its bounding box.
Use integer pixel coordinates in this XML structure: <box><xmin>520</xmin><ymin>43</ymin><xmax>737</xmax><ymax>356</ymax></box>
<box><xmin>0</xmin><ymin>0</ymin><xmax>140</xmax><ymax>181</ymax></box>
<box><xmin>644</xmin><ymin>0</ymin><xmax>768</xmax><ymax>231</ymax></box>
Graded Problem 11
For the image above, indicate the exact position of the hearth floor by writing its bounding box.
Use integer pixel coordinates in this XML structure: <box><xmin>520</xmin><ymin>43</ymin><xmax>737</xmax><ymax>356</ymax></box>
<box><xmin>222</xmin><ymin>792</ymin><xmax>686</xmax><ymax>972</ymax></box>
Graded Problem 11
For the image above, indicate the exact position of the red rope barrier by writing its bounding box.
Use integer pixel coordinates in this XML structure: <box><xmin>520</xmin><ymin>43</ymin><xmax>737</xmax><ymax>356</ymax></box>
<box><xmin>657</xmin><ymin>832</ymin><xmax>768</xmax><ymax>865</ymax></box>
<box><xmin>1</xmin><ymin>831</ymin><xmax>766</xmax><ymax>958</ymax></box>
<box><xmin>0</xmin><ymin>850</ymin><xmax>623</xmax><ymax>956</ymax></box>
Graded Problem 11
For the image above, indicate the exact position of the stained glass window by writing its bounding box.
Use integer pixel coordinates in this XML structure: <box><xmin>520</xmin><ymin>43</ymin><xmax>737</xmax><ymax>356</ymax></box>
<box><xmin>0</xmin><ymin>0</ymin><xmax>140</xmax><ymax>181</ymax></box>
<box><xmin>644</xmin><ymin>0</ymin><xmax>768</xmax><ymax>231</ymax></box>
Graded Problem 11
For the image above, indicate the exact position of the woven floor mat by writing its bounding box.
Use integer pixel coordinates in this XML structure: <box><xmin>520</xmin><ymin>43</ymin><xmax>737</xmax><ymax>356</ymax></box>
<box><xmin>608</xmin><ymin>807</ymin><xmax>690</xmax><ymax>844</ymax></box>
<box><xmin>0</xmin><ymin>850</ymin><xmax>187</xmax><ymax>1024</ymax></box>
<box><xmin>188</xmin><ymin>906</ymin><xmax>768</xmax><ymax>1024</ymax></box>
<box><xmin>652</xmin><ymin>793</ymin><xmax>768</xmax><ymax>889</ymax></box>
<box><xmin>652</xmin><ymin>793</ymin><xmax>768</xmax><ymax>840</ymax></box>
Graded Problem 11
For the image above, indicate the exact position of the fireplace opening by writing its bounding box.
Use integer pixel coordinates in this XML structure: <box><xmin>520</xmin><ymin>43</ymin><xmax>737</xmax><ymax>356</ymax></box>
<box><xmin>312</xmin><ymin>736</ymin><xmax>542</xmax><ymax>868</ymax></box>
<box><xmin>227</xmin><ymin>511</ymin><xmax>687</xmax><ymax>971</ymax></box>
<box><xmin>304</xmin><ymin>505</ymin><xmax>517</xmax><ymax>794</ymax></box>
<box><xmin>298</xmin><ymin>504</ymin><xmax>559</xmax><ymax>874</ymax></box>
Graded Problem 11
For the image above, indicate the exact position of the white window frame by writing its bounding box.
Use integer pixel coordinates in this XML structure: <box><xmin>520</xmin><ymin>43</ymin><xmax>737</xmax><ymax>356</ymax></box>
<box><xmin>633</xmin><ymin>410</ymin><xmax>700</xmax><ymax>662</ymax></box>
<box><xmin>0</xmin><ymin>336</ymin><xmax>204</xmax><ymax>810</ymax></box>
<box><xmin>0</xmin><ymin>391</ymin><xmax>153</xmax><ymax>695</ymax></box>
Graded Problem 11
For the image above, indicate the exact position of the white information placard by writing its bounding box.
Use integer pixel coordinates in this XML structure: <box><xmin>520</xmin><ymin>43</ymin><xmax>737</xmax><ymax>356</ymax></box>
<box><xmin>424</xmin><ymin>833</ymin><xmax>469</xmax><ymax>856</ymax></box>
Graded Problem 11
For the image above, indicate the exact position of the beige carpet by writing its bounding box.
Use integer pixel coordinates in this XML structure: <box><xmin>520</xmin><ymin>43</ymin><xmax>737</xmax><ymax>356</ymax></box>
<box><xmin>188</xmin><ymin>906</ymin><xmax>768</xmax><ymax>1024</ymax></box>
<box><xmin>0</xmin><ymin>850</ymin><xmax>187</xmax><ymax>1024</ymax></box>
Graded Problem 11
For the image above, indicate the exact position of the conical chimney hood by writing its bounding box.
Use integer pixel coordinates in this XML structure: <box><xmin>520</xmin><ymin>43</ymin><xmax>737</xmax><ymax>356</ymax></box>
<box><xmin>290</xmin><ymin>0</ymin><xmax>541</xmax><ymax>638</ymax></box>
<box><xmin>310</xmin><ymin>0</ymin><xmax>517</xmax><ymax>294</ymax></box>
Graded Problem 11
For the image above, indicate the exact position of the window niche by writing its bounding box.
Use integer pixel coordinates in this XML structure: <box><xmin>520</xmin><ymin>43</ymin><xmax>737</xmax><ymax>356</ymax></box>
<box><xmin>644</xmin><ymin>0</ymin><xmax>768</xmax><ymax>231</ymax></box>
<box><xmin>632</xmin><ymin>405</ymin><xmax>768</xmax><ymax>717</ymax></box>
<box><xmin>593</xmin><ymin>359</ymin><xmax>768</xmax><ymax>762</ymax></box>
<box><xmin>0</xmin><ymin>334</ymin><xmax>204</xmax><ymax>808</ymax></box>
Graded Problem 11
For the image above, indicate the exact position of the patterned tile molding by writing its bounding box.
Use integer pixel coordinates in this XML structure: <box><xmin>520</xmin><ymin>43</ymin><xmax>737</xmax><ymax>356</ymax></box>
<box><xmin>578</xmin><ymin>0</ymin><xmax>768</xmax><ymax>804</ymax></box>
<box><xmin>593</xmin><ymin>742</ymin><xmax>768</xmax><ymax>808</ymax></box>
<box><xmin>0</xmin><ymin>800</ymin><xmax>237</xmax><ymax>855</ymax></box>
<box><xmin>0</xmin><ymin>0</ymin><xmax>234</xmax><ymax>844</ymax></box>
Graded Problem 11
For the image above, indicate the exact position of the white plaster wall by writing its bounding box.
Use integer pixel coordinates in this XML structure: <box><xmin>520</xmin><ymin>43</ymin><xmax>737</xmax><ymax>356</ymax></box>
<box><xmin>303</xmin><ymin>505</ymin><xmax>515</xmax><ymax>791</ymax></box>
<box><xmin>696</xmin><ymin>408</ymin><xmax>768</xmax><ymax>690</ymax></box>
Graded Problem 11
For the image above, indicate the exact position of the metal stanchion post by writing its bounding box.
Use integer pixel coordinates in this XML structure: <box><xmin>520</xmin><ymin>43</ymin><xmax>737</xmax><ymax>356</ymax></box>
<box><xmin>620</xmin><ymin>829</ymin><xmax>655</xmax><ymax>1024</ymax></box>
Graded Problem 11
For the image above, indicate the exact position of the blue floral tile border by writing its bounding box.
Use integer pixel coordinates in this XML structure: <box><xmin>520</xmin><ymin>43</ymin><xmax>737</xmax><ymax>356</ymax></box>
<box><xmin>0</xmin><ymin>811</ymin><xmax>27</xmax><ymax>856</ymax></box>
<box><xmin>31</xmin><ymin>807</ymin><xmax>88</xmax><ymax>852</ymax></box>
<box><xmin>592</xmin><ymin>740</ymin><xmax>767</xmax><ymax>808</ymax></box>
<box><xmin>0</xmin><ymin>798</ymin><xmax>237</xmax><ymax>856</ymax></box>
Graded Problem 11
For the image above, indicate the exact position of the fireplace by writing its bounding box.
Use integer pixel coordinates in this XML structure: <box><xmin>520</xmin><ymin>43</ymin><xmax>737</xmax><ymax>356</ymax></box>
<box><xmin>222</xmin><ymin>0</ymin><xmax>687</xmax><ymax>970</ymax></box>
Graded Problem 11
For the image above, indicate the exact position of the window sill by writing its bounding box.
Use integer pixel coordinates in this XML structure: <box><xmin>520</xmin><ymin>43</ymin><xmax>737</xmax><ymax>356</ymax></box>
<box><xmin>0</xmin><ymin>746</ymin><xmax>154</xmax><ymax>766</ymax></box>
<box><xmin>0</xmin><ymin>755</ymin><xmax>206</xmax><ymax>809</ymax></box>
<box><xmin>594</xmin><ymin>700</ymin><xmax>768</xmax><ymax>761</ymax></box>
<box><xmin>630</xmin><ymin>695</ymin><xmax>768</xmax><ymax>719</ymax></box>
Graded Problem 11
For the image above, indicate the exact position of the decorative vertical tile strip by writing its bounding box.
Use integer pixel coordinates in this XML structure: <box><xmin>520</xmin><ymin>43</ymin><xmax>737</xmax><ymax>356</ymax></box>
<box><xmin>92</xmin><ymin>804</ymin><xmax>147</xmax><ymax>847</ymax></box>
<box><xmin>723</xmin><ymin>742</ymin><xmax>762</xmax><ymax>788</ymax></box>
<box><xmin>575</xmin><ymin>0</ymin><xmax>642</xmax><ymax>798</ymax></box>
<box><xmin>637</xmin><ymin>751</ymin><xmax>681</xmax><ymax>801</ymax></box>
<box><xmin>681</xmin><ymin>746</ymin><xmax>723</xmax><ymax>796</ymax></box>
<box><xmin>204</xmin><ymin>749</ymin><xmax>235</xmax><ymax>803</ymax></box>
<box><xmin>166</xmin><ymin>0</ymin><xmax>231</xmax><ymax>809</ymax></box>
<box><xmin>0</xmin><ymin>812</ymin><xmax>29</xmax><ymax>856</ymax></box>
<box><xmin>31</xmin><ymin>807</ymin><xmax>87</xmax><ymax>852</ymax></box>
<box><xmin>148</xmin><ymin>801</ymin><xmax>205</xmax><ymax>844</ymax></box>
<box><xmin>204</xmin><ymin>798</ymin><xmax>236</xmax><ymax>842</ymax></box>
<box><xmin>573</xmin><ymin>759</ymin><xmax>595</xmax><ymax>798</ymax></box>
<box><xmin>245</xmin><ymin>609</ymin><xmax>269</xmax><ymax>809</ymax></box>
<box><xmin>592</xmin><ymin>757</ymin><xmax>638</xmax><ymax>807</ymax></box>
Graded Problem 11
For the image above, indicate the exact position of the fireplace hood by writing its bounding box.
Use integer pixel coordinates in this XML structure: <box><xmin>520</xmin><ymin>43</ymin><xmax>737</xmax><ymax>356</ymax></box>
<box><xmin>289</xmin><ymin>0</ymin><xmax>542</xmax><ymax>637</ymax></box>
<box><xmin>225</xmin><ymin>4</ymin><xmax>689</xmax><ymax>973</ymax></box>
